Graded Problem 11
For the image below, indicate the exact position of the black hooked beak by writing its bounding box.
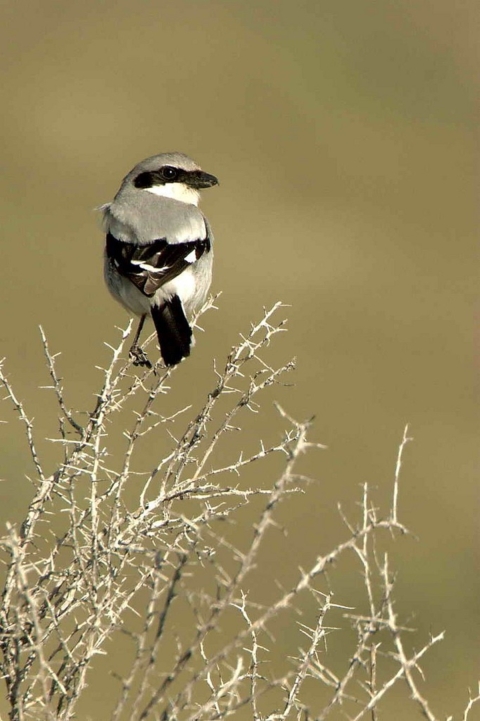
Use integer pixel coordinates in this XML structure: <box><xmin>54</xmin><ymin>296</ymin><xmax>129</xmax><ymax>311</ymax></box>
<box><xmin>187</xmin><ymin>170</ymin><xmax>219</xmax><ymax>189</ymax></box>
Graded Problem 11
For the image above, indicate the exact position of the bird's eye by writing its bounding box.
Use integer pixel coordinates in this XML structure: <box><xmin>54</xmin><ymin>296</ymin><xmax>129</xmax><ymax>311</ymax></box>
<box><xmin>161</xmin><ymin>166</ymin><xmax>178</xmax><ymax>181</ymax></box>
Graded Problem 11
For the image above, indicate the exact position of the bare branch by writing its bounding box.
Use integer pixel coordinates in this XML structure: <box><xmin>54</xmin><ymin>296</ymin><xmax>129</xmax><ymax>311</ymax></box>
<box><xmin>0</xmin><ymin>304</ymin><xmax>473</xmax><ymax>721</ymax></box>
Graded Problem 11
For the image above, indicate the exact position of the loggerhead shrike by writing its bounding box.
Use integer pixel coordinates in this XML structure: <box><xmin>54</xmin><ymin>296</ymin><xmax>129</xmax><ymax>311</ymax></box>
<box><xmin>103</xmin><ymin>152</ymin><xmax>218</xmax><ymax>367</ymax></box>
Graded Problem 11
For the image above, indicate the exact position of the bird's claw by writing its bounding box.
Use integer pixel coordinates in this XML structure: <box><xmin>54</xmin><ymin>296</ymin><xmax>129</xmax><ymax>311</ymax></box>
<box><xmin>129</xmin><ymin>346</ymin><xmax>152</xmax><ymax>368</ymax></box>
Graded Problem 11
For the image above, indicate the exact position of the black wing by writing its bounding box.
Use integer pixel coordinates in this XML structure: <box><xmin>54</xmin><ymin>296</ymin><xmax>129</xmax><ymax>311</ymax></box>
<box><xmin>106</xmin><ymin>232</ymin><xmax>211</xmax><ymax>297</ymax></box>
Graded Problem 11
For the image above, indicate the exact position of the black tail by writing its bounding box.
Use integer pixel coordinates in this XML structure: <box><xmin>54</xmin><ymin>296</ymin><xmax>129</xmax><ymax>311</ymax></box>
<box><xmin>150</xmin><ymin>296</ymin><xmax>192</xmax><ymax>366</ymax></box>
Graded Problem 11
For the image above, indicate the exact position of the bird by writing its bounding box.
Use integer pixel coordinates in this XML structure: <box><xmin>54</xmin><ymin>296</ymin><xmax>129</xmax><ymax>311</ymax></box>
<box><xmin>103</xmin><ymin>152</ymin><xmax>218</xmax><ymax>368</ymax></box>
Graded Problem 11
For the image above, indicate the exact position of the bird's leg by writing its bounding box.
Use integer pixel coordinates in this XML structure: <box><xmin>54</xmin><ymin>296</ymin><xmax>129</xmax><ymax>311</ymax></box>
<box><xmin>129</xmin><ymin>314</ymin><xmax>152</xmax><ymax>368</ymax></box>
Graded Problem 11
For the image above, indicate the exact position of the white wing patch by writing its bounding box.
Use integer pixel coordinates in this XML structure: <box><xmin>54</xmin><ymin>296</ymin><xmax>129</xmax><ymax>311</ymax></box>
<box><xmin>184</xmin><ymin>249</ymin><xmax>197</xmax><ymax>264</ymax></box>
<box><xmin>131</xmin><ymin>259</ymin><xmax>169</xmax><ymax>273</ymax></box>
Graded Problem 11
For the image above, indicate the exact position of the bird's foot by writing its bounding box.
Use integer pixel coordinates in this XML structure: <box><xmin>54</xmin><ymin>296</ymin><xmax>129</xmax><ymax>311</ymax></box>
<box><xmin>129</xmin><ymin>345</ymin><xmax>152</xmax><ymax>368</ymax></box>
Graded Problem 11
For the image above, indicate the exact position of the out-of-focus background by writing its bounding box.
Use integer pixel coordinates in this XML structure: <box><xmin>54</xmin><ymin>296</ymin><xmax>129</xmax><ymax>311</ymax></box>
<box><xmin>0</xmin><ymin>1</ymin><xmax>477</xmax><ymax>718</ymax></box>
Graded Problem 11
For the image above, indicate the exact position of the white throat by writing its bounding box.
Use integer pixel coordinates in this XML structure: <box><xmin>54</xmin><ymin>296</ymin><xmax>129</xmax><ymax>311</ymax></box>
<box><xmin>145</xmin><ymin>182</ymin><xmax>200</xmax><ymax>206</ymax></box>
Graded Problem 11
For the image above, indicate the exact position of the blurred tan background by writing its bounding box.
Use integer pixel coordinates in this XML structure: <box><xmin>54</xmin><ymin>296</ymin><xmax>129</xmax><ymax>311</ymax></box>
<box><xmin>0</xmin><ymin>1</ymin><xmax>477</xmax><ymax>718</ymax></box>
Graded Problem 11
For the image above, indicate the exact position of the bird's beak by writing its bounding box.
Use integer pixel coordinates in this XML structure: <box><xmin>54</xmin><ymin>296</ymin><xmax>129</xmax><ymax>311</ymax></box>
<box><xmin>188</xmin><ymin>170</ymin><xmax>219</xmax><ymax>189</ymax></box>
